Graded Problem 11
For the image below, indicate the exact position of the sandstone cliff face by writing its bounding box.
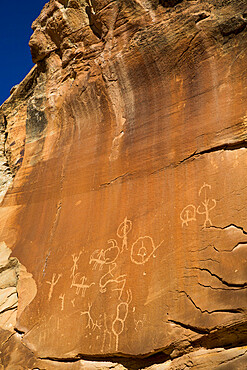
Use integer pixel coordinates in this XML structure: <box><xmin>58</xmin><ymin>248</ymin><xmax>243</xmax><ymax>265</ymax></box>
<box><xmin>0</xmin><ymin>0</ymin><xmax>247</xmax><ymax>368</ymax></box>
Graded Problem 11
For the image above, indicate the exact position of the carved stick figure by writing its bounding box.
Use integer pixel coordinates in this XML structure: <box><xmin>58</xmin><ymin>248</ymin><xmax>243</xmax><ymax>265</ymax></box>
<box><xmin>71</xmin><ymin>274</ymin><xmax>95</xmax><ymax>297</ymax></box>
<box><xmin>112</xmin><ymin>289</ymin><xmax>132</xmax><ymax>351</ymax></box>
<box><xmin>70</xmin><ymin>252</ymin><xmax>82</xmax><ymax>278</ymax></box>
<box><xmin>197</xmin><ymin>183</ymin><xmax>216</xmax><ymax>228</ymax></box>
<box><xmin>101</xmin><ymin>313</ymin><xmax>112</xmax><ymax>352</ymax></box>
<box><xmin>117</xmin><ymin>217</ymin><xmax>132</xmax><ymax>252</ymax></box>
<box><xmin>46</xmin><ymin>273</ymin><xmax>62</xmax><ymax>301</ymax></box>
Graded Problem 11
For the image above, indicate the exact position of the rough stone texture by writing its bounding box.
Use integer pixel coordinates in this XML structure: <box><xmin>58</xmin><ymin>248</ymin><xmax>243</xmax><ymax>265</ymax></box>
<box><xmin>0</xmin><ymin>0</ymin><xmax>247</xmax><ymax>368</ymax></box>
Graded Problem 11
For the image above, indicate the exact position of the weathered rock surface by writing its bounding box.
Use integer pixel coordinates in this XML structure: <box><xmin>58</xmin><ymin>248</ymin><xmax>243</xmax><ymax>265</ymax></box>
<box><xmin>0</xmin><ymin>0</ymin><xmax>247</xmax><ymax>368</ymax></box>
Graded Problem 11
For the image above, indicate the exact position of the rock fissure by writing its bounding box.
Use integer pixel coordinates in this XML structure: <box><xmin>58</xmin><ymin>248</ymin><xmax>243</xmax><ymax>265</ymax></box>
<box><xmin>168</xmin><ymin>319</ymin><xmax>210</xmax><ymax>334</ymax></box>
<box><xmin>208</xmin><ymin>224</ymin><xmax>247</xmax><ymax>235</ymax></box>
<box><xmin>176</xmin><ymin>289</ymin><xmax>245</xmax><ymax>314</ymax></box>
<box><xmin>189</xmin><ymin>267</ymin><xmax>247</xmax><ymax>289</ymax></box>
<box><xmin>173</xmin><ymin>31</ymin><xmax>201</xmax><ymax>69</ymax></box>
<box><xmin>179</xmin><ymin>140</ymin><xmax>247</xmax><ymax>165</ymax></box>
<box><xmin>99</xmin><ymin>172</ymin><xmax>133</xmax><ymax>187</ymax></box>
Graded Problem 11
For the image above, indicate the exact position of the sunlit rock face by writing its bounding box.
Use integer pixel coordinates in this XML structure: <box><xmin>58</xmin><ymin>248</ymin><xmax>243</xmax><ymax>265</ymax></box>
<box><xmin>0</xmin><ymin>0</ymin><xmax>247</xmax><ymax>368</ymax></box>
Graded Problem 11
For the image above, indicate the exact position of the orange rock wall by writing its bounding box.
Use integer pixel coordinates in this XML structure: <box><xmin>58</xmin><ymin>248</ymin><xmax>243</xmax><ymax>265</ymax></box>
<box><xmin>0</xmin><ymin>0</ymin><xmax>247</xmax><ymax>368</ymax></box>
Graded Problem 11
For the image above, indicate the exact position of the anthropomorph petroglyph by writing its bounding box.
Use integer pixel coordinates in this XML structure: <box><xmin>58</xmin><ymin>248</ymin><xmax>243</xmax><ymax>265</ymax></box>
<box><xmin>71</xmin><ymin>273</ymin><xmax>95</xmax><ymax>297</ymax></box>
<box><xmin>112</xmin><ymin>289</ymin><xmax>132</xmax><ymax>351</ymax></box>
<box><xmin>59</xmin><ymin>293</ymin><xmax>65</xmax><ymax>311</ymax></box>
<box><xmin>99</xmin><ymin>263</ymin><xmax>127</xmax><ymax>300</ymax></box>
<box><xmin>180</xmin><ymin>205</ymin><xmax>197</xmax><ymax>227</ymax></box>
<box><xmin>197</xmin><ymin>183</ymin><xmax>217</xmax><ymax>228</ymax></box>
<box><xmin>180</xmin><ymin>183</ymin><xmax>216</xmax><ymax>228</ymax></box>
<box><xmin>101</xmin><ymin>313</ymin><xmax>112</xmax><ymax>353</ymax></box>
<box><xmin>70</xmin><ymin>252</ymin><xmax>82</xmax><ymax>278</ymax></box>
<box><xmin>89</xmin><ymin>239</ymin><xmax>120</xmax><ymax>270</ymax></box>
<box><xmin>117</xmin><ymin>217</ymin><xmax>132</xmax><ymax>252</ymax></box>
<box><xmin>131</xmin><ymin>236</ymin><xmax>164</xmax><ymax>265</ymax></box>
<box><xmin>81</xmin><ymin>303</ymin><xmax>102</xmax><ymax>331</ymax></box>
<box><xmin>46</xmin><ymin>273</ymin><xmax>62</xmax><ymax>301</ymax></box>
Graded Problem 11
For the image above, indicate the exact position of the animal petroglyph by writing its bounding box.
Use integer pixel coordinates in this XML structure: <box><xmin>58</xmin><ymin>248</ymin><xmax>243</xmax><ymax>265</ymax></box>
<box><xmin>59</xmin><ymin>294</ymin><xmax>65</xmax><ymax>311</ymax></box>
<box><xmin>89</xmin><ymin>249</ymin><xmax>105</xmax><ymax>270</ymax></box>
<box><xmin>99</xmin><ymin>263</ymin><xmax>127</xmax><ymax>300</ymax></box>
<box><xmin>70</xmin><ymin>252</ymin><xmax>82</xmax><ymax>278</ymax></box>
<box><xmin>180</xmin><ymin>183</ymin><xmax>217</xmax><ymax>228</ymax></box>
<box><xmin>46</xmin><ymin>273</ymin><xmax>62</xmax><ymax>302</ymax></box>
<box><xmin>71</xmin><ymin>274</ymin><xmax>95</xmax><ymax>297</ymax></box>
<box><xmin>89</xmin><ymin>239</ymin><xmax>120</xmax><ymax>270</ymax></box>
<box><xmin>197</xmin><ymin>183</ymin><xmax>217</xmax><ymax>228</ymax></box>
<box><xmin>81</xmin><ymin>303</ymin><xmax>102</xmax><ymax>331</ymax></box>
<box><xmin>180</xmin><ymin>205</ymin><xmax>197</xmax><ymax>227</ymax></box>
<box><xmin>131</xmin><ymin>236</ymin><xmax>164</xmax><ymax>265</ymax></box>
<box><xmin>117</xmin><ymin>217</ymin><xmax>132</xmax><ymax>252</ymax></box>
<box><xmin>112</xmin><ymin>289</ymin><xmax>132</xmax><ymax>351</ymax></box>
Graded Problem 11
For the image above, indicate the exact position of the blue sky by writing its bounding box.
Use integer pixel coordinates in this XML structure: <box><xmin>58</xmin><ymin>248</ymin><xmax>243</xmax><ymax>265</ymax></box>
<box><xmin>1</xmin><ymin>1</ymin><xmax>47</xmax><ymax>105</ymax></box>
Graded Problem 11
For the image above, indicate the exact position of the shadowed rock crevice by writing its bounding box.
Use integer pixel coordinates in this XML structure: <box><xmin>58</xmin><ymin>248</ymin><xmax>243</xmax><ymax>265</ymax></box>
<box><xmin>158</xmin><ymin>0</ymin><xmax>183</xmax><ymax>7</ymax></box>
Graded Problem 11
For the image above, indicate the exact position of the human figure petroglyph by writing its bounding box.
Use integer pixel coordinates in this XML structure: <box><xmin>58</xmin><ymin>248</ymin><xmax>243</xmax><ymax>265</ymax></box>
<box><xmin>71</xmin><ymin>273</ymin><xmax>95</xmax><ymax>297</ymax></box>
<box><xmin>117</xmin><ymin>217</ymin><xmax>132</xmax><ymax>252</ymax></box>
<box><xmin>89</xmin><ymin>239</ymin><xmax>120</xmax><ymax>270</ymax></box>
<box><xmin>101</xmin><ymin>313</ymin><xmax>112</xmax><ymax>353</ymax></box>
<box><xmin>180</xmin><ymin>183</ymin><xmax>217</xmax><ymax>228</ymax></box>
<box><xmin>131</xmin><ymin>236</ymin><xmax>164</xmax><ymax>265</ymax></box>
<box><xmin>81</xmin><ymin>303</ymin><xmax>102</xmax><ymax>331</ymax></box>
<box><xmin>180</xmin><ymin>205</ymin><xmax>197</xmax><ymax>227</ymax></box>
<box><xmin>197</xmin><ymin>183</ymin><xmax>217</xmax><ymax>228</ymax></box>
<box><xmin>59</xmin><ymin>294</ymin><xmax>65</xmax><ymax>311</ymax></box>
<box><xmin>71</xmin><ymin>299</ymin><xmax>75</xmax><ymax>307</ymax></box>
<box><xmin>70</xmin><ymin>252</ymin><xmax>82</xmax><ymax>278</ymax></box>
<box><xmin>46</xmin><ymin>273</ymin><xmax>62</xmax><ymax>301</ymax></box>
<box><xmin>112</xmin><ymin>289</ymin><xmax>132</xmax><ymax>351</ymax></box>
<box><xmin>99</xmin><ymin>262</ymin><xmax>127</xmax><ymax>300</ymax></box>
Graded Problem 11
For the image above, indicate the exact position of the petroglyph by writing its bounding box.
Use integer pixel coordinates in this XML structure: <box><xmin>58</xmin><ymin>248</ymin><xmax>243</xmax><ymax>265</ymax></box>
<box><xmin>131</xmin><ymin>236</ymin><xmax>164</xmax><ymax>265</ymax></box>
<box><xmin>70</xmin><ymin>252</ymin><xmax>82</xmax><ymax>278</ymax></box>
<box><xmin>89</xmin><ymin>239</ymin><xmax>120</xmax><ymax>270</ymax></box>
<box><xmin>197</xmin><ymin>183</ymin><xmax>217</xmax><ymax>228</ymax></box>
<box><xmin>99</xmin><ymin>263</ymin><xmax>127</xmax><ymax>300</ymax></box>
<box><xmin>59</xmin><ymin>293</ymin><xmax>65</xmax><ymax>311</ymax></box>
<box><xmin>180</xmin><ymin>205</ymin><xmax>197</xmax><ymax>227</ymax></box>
<box><xmin>71</xmin><ymin>274</ymin><xmax>95</xmax><ymax>297</ymax></box>
<box><xmin>134</xmin><ymin>319</ymin><xmax>144</xmax><ymax>332</ymax></box>
<box><xmin>46</xmin><ymin>273</ymin><xmax>62</xmax><ymax>301</ymax></box>
<box><xmin>71</xmin><ymin>299</ymin><xmax>75</xmax><ymax>307</ymax></box>
<box><xmin>101</xmin><ymin>313</ymin><xmax>112</xmax><ymax>353</ymax></box>
<box><xmin>81</xmin><ymin>303</ymin><xmax>102</xmax><ymax>331</ymax></box>
<box><xmin>117</xmin><ymin>217</ymin><xmax>132</xmax><ymax>252</ymax></box>
<box><xmin>180</xmin><ymin>183</ymin><xmax>217</xmax><ymax>228</ymax></box>
<box><xmin>89</xmin><ymin>249</ymin><xmax>105</xmax><ymax>270</ymax></box>
<box><xmin>112</xmin><ymin>289</ymin><xmax>132</xmax><ymax>351</ymax></box>
<box><xmin>104</xmin><ymin>239</ymin><xmax>120</xmax><ymax>264</ymax></box>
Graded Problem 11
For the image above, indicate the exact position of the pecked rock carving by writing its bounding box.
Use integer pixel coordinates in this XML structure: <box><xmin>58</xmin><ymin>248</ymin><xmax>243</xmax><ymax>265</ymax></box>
<box><xmin>0</xmin><ymin>0</ymin><xmax>247</xmax><ymax>368</ymax></box>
